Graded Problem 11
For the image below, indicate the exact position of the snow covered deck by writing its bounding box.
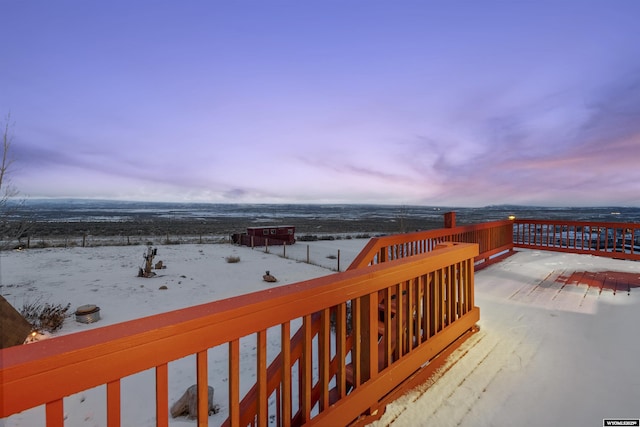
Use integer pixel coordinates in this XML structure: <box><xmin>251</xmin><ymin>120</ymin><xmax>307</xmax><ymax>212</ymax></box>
<box><xmin>373</xmin><ymin>249</ymin><xmax>640</xmax><ymax>427</ymax></box>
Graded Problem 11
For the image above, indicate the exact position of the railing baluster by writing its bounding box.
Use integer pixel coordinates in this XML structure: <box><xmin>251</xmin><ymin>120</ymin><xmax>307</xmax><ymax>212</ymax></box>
<box><xmin>107</xmin><ymin>379</ymin><xmax>120</xmax><ymax>427</ymax></box>
<box><xmin>433</xmin><ymin>270</ymin><xmax>442</xmax><ymax>334</ymax></box>
<box><xmin>336</xmin><ymin>302</ymin><xmax>347</xmax><ymax>399</ymax></box>
<box><xmin>352</xmin><ymin>298</ymin><xmax>361</xmax><ymax>387</ymax></box>
<box><xmin>156</xmin><ymin>363</ymin><xmax>169</xmax><ymax>427</ymax></box>
<box><xmin>367</xmin><ymin>291</ymin><xmax>379</xmax><ymax>380</ymax></box>
<box><xmin>301</xmin><ymin>315</ymin><xmax>312</xmax><ymax>422</ymax></box>
<box><xmin>229</xmin><ymin>339</ymin><xmax>240</xmax><ymax>427</ymax></box>
<box><xmin>257</xmin><ymin>330</ymin><xmax>267</xmax><ymax>426</ymax></box>
<box><xmin>427</xmin><ymin>271</ymin><xmax>434</xmax><ymax>338</ymax></box>
<box><xmin>196</xmin><ymin>351</ymin><xmax>208</xmax><ymax>427</ymax></box>
<box><xmin>320</xmin><ymin>308</ymin><xmax>330</xmax><ymax>411</ymax></box>
<box><xmin>452</xmin><ymin>263</ymin><xmax>462</xmax><ymax>322</ymax></box>
<box><xmin>468</xmin><ymin>258</ymin><xmax>475</xmax><ymax>311</ymax></box>
<box><xmin>45</xmin><ymin>399</ymin><xmax>64</xmax><ymax>427</ymax></box>
<box><xmin>384</xmin><ymin>286</ymin><xmax>392</xmax><ymax>367</ymax></box>
<box><xmin>408</xmin><ymin>278</ymin><xmax>416</xmax><ymax>351</ymax></box>
<box><xmin>417</xmin><ymin>274</ymin><xmax>425</xmax><ymax>345</ymax></box>
<box><xmin>444</xmin><ymin>266</ymin><xmax>451</xmax><ymax>327</ymax></box>
<box><xmin>281</xmin><ymin>322</ymin><xmax>291</xmax><ymax>425</ymax></box>
<box><xmin>394</xmin><ymin>282</ymin><xmax>403</xmax><ymax>359</ymax></box>
<box><xmin>450</xmin><ymin>265</ymin><xmax>457</xmax><ymax>323</ymax></box>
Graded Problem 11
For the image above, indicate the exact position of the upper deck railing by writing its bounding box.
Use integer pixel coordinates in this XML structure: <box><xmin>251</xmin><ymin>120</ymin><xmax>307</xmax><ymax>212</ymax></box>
<box><xmin>349</xmin><ymin>215</ymin><xmax>640</xmax><ymax>269</ymax></box>
<box><xmin>349</xmin><ymin>216</ymin><xmax>514</xmax><ymax>271</ymax></box>
<box><xmin>512</xmin><ymin>218</ymin><xmax>640</xmax><ymax>261</ymax></box>
<box><xmin>0</xmin><ymin>241</ymin><xmax>480</xmax><ymax>427</ymax></box>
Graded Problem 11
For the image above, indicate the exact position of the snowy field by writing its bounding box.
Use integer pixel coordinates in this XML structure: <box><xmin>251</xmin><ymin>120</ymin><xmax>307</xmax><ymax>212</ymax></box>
<box><xmin>2</xmin><ymin>240</ymin><xmax>640</xmax><ymax>426</ymax></box>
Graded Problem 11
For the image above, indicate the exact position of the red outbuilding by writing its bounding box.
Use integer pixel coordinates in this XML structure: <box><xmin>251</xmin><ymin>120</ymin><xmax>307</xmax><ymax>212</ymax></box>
<box><xmin>232</xmin><ymin>225</ymin><xmax>296</xmax><ymax>246</ymax></box>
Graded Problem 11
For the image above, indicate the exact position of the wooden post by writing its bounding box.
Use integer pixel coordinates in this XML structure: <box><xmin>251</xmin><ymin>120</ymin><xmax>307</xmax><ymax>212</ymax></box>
<box><xmin>82</xmin><ymin>234</ymin><xmax>86</xmax><ymax>248</ymax></box>
<box><xmin>306</xmin><ymin>245</ymin><xmax>310</xmax><ymax>264</ymax></box>
<box><xmin>359</xmin><ymin>292</ymin><xmax>378</xmax><ymax>383</ymax></box>
<box><xmin>283</xmin><ymin>242</ymin><xmax>286</xmax><ymax>258</ymax></box>
<box><xmin>337</xmin><ymin>250</ymin><xmax>340</xmax><ymax>272</ymax></box>
<box><xmin>444</xmin><ymin>212</ymin><xmax>456</xmax><ymax>228</ymax></box>
<box><xmin>265</xmin><ymin>238</ymin><xmax>269</xmax><ymax>253</ymax></box>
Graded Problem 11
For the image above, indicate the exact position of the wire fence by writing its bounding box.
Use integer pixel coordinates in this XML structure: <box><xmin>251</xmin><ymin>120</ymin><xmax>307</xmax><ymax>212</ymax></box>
<box><xmin>2</xmin><ymin>233</ymin><xmax>372</xmax><ymax>272</ymax></box>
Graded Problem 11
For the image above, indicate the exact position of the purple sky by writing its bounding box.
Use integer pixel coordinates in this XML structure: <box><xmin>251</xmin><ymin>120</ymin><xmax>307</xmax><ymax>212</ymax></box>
<box><xmin>3</xmin><ymin>1</ymin><xmax>640</xmax><ymax>207</ymax></box>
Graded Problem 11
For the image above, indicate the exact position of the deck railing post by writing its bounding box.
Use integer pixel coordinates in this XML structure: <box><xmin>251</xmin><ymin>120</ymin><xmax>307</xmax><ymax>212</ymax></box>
<box><xmin>359</xmin><ymin>291</ymin><xmax>379</xmax><ymax>383</ymax></box>
<box><xmin>444</xmin><ymin>211</ymin><xmax>456</xmax><ymax>228</ymax></box>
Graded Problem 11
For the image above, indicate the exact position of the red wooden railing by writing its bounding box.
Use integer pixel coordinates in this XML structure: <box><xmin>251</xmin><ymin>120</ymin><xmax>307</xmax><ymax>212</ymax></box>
<box><xmin>513</xmin><ymin>219</ymin><xmax>640</xmax><ymax>261</ymax></box>
<box><xmin>349</xmin><ymin>220</ymin><xmax>514</xmax><ymax>271</ymax></box>
<box><xmin>0</xmin><ymin>242</ymin><xmax>479</xmax><ymax>427</ymax></box>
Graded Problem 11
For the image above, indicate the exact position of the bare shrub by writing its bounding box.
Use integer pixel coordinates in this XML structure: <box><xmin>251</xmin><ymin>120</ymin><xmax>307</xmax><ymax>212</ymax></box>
<box><xmin>225</xmin><ymin>255</ymin><xmax>241</xmax><ymax>263</ymax></box>
<box><xmin>20</xmin><ymin>298</ymin><xmax>71</xmax><ymax>332</ymax></box>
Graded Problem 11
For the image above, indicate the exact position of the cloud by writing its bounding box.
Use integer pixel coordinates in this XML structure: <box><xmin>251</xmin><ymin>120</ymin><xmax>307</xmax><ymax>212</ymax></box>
<box><xmin>408</xmin><ymin>69</ymin><xmax>640</xmax><ymax>206</ymax></box>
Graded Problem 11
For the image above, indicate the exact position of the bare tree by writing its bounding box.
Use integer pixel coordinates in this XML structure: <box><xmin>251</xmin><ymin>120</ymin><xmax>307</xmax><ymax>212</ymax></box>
<box><xmin>1</xmin><ymin>114</ymin><xmax>31</xmax><ymax>249</ymax></box>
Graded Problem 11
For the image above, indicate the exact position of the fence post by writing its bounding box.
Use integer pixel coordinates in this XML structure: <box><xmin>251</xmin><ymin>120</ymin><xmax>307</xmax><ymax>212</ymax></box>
<box><xmin>337</xmin><ymin>250</ymin><xmax>340</xmax><ymax>271</ymax></box>
<box><xmin>307</xmin><ymin>245</ymin><xmax>310</xmax><ymax>264</ymax></box>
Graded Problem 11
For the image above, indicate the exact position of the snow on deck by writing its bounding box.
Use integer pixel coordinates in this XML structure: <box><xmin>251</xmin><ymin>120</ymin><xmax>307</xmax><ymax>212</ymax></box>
<box><xmin>372</xmin><ymin>249</ymin><xmax>640</xmax><ymax>427</ymax></box>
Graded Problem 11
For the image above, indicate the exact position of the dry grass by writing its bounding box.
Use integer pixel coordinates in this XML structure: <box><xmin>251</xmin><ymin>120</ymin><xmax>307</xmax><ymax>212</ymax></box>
<box><xmin>20</xmin><ymin>298</ymin><xmax>71</xmax><ymax>332</ymax></box>
<box><xmin>225</xmin><ymin>255</ymin><xmax>241</xmax><ymax>263</ymax></box>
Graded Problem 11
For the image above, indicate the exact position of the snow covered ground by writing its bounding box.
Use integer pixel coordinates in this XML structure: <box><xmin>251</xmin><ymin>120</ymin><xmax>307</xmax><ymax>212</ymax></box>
<box><xmin>1</xmin><ymin>241</ymin><xmax>639</xmax><ymax>426</ymax></box>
